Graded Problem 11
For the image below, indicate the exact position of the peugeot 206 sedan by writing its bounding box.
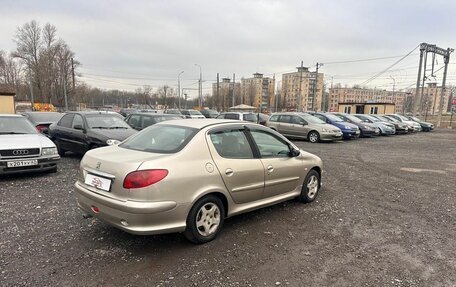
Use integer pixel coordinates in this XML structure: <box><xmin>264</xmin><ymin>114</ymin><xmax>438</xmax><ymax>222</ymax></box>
<box><xmin>0</xmin><ymin>114</ymin><xmax>60</xmax><ymax>175</ymax></box>
<box><xmin>75</xmin><ymin>119</ymin><xmax>323</xmax><ymax>244</ymax></box>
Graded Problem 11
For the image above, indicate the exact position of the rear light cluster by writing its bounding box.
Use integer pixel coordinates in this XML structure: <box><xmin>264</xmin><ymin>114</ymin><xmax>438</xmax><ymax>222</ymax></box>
<box><xmin>36</xmin><ymin>125</ymin><xmax>48</xmax><ymax>133</ymax></box>
<box><xmin>123</xmin><ymin>169</ymin><xmax>168</xmax><ymax>189</ymax></box>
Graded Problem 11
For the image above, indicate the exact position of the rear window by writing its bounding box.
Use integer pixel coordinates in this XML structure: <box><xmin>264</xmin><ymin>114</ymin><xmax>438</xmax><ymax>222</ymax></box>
<box><xmin>120</xmin><ymin>125</ymin><xmax>198</xmax><ymax>153</ymax></box>
<box><xmin>243</xmin><ymin>114</ymin><xmax>257</xmax><ymax>122</ymax></box>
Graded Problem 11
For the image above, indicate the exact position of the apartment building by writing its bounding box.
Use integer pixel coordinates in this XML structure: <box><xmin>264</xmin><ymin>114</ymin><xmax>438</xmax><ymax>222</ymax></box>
<box><xmin>329</xmin><ymin>87</ymin><xmax>407</xmax><ymax>114</ymax></box>
<box><xmin>240</xmin><ymin>73</ymin><xmax>275</xmax><ymax>112</ymax></box>
<box><xmin>281</xmin><ymin>66</ymin><xmax>324</xmax><ymax>112</ymax></box>
<box><xmin>211</xmin><ymin>78</ymin><xmax>241</xmax><ymax>111</ymax></box>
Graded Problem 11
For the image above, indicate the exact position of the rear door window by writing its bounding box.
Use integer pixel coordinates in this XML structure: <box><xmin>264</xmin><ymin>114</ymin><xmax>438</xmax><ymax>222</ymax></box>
<box><xmin>209</xmin><ymin>129</ymin><xmax>253</xmax><ymax>159</ymax></box>
<box><xmin>250</xmin><ymin>129</ymin><xmax>290</xmax><ymax>158</ymax></box>
<box><xmin>279</xmin><ymin>115</ymin><xmax>292</xmax><ymax>123</ymax></box>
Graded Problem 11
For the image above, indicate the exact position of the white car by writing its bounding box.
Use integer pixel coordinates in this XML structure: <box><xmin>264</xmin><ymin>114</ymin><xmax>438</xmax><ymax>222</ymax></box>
<box><xmin>216</xmin><ymin>112</ymin><xmax>258</xmax><ymax>122</ymax></box>
<box><xmin>0</xmin><ymin>114</ymin><xmax>60</xmax><ymax>175</ymax></box>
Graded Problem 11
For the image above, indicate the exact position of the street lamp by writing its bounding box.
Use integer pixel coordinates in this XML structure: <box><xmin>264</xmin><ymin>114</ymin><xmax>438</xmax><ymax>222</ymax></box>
<box><xmin>194</xmin><ymin>64</ymin><xmax>202</xmax><ymax>107</ymax></box>
<box><xmin>178</xmin><ymin>71</ymin><xmax>184</xmax><ymax>110</ymax></box>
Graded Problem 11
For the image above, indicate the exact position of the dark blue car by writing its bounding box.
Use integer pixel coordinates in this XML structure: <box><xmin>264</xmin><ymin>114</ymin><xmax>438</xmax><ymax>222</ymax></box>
<box><xmin>308</xmin><ymin>112</ymin><xmax>360</xmax><ymax>139</ymax></box>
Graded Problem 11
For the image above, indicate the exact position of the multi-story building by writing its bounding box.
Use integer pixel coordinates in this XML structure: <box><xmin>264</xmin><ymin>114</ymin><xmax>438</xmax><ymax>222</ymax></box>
<box><xmin>240</xmin><ymin>73</ymin><xmax>275</xmax><ymax>112</ymax></box>
<box><xmin>281</xmin><ymin>66</ymin><xmax>324</xmax><ymax>112</ymax></box>
<box><xmin>329</xmin><ymin>87</ymin><xmax>407</xmax><ymax>114</ymax></box>
<box><xmin>211</xmin><ymin>78</ymin><xmax>241</xmax><ymax>111</ymax></box>
<box><xmin>408</xmin><ymin>83</ymin><xmax>453</xmax><ymax>115</ymax></box>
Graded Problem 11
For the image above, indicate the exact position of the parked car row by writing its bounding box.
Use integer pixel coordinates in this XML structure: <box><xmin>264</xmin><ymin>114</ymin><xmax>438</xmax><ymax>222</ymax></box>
<box><xmin>265</xmin><ymin>112</ymin><xmax>433</xmax><ymax>143</ymax></box>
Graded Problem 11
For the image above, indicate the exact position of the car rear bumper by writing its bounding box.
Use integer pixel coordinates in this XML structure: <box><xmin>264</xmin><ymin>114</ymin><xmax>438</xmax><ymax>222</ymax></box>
<box><xmin>75</xmin><ymin>181</ymin><xmax>190</xmax><ymax>235</ymax></box>
<box><xmin>0</xmin><ymin>156</ymin><xmax>59</xmax><ymax>175</ymax></box>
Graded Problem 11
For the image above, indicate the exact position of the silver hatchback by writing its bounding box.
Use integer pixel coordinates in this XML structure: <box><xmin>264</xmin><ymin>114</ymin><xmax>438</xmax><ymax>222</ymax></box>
<box><xmin>266</xmin><ymin>112</ymin><xmax>343</xmax><ymax>143</ymax></box>
<box><xmin>75</xmin><ymin>119</ymin><xmax>323</xmax><ymax>244</ymax></box>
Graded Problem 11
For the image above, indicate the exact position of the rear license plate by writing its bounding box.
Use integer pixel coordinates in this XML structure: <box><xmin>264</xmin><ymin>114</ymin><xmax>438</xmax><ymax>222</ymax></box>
<box><xmin>355</xmin><ymin>130</ymin><xmax>360</xmax><ymax>134</ymax></box>
<box><xmin>7</xmin><ymin>160</ymin><xmax>38</xmax><ymax>168</ymax></box>
<box><xmin>85</xmin><ymin>174</ymin><xmax>111</xmax><ymax>191</ymax></box>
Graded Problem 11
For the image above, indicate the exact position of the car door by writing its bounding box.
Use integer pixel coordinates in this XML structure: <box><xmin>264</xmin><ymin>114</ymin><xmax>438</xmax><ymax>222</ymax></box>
<box><xmin>277</xmin><ymin>115</ymin><xmax>292</xmax><ymax>135</ymax></box>
<box><xmin>248</xmin><ymin>128</ymin><xmax>303</xmax><ymax>198</ymax></box>
<box><xmin>54</xmin><ymin>113</ymin><xmax>75</xmax><ymax>151</ymax></box>
<box><xmin>207</xmin><ymin>126</ymin><xmax>265</xmax><ymax>204</ymax></box>
<box><xmin>70</xmin><ymin>114</ymin><xmax>87</xmax><ymax>153</ymax></box>
<box><xmin>290</xmin><ymin>116</ymin><xmax>309</xmax><ymax>138</ymax></box>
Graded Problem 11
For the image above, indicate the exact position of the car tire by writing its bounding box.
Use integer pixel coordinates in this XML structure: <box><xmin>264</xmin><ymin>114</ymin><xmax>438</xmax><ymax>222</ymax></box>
<box><xmin>298</xmin><ymin>170</ymin><xmax>321</xmax><ymax>203</ymax></box>
<box><xmin>184</xmin><ymin>195</ymin><xmax>225</xmax><ymax>244</ymax></box>
<box><xmin>55</xmin><ymin>140</ymin><xmax>66</xmax><ymax>157</ymax></box>
<box><xmin>308</xmin><ymin>131</ymin><xmax>320</xmax><ymax>143</ymax></box>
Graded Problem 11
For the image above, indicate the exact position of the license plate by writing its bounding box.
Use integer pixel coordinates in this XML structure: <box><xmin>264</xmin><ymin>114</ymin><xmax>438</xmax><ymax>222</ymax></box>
<box><xmin>85</xmin><ymin>174</ymin><xmax>111</xmax><ymax>191</ymax></box>
<box><xmin>355</xmin><ymin>130</ymin><xmax>360</xmax><ymax>134</ymax></box>
<box><xmin>7</xmin><ymin>160</ymin><xmax>38</xmax><ymax>168</ymax></box>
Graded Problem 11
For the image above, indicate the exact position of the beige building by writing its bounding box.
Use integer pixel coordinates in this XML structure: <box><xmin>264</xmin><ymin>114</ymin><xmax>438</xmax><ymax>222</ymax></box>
<box><xmin>338</xmin><ymin>102</ymin><xmax>396</xmax><ymax>115</ymax></box>
<box><xmin>329</xmin><ymin>87</ymin><xmax>406</xmax><ymax>114</ymax></box>
<box><xmin>409</xmin><ymin>83</ymin><xmax>453</xmax><ymax>115</ymax></box>
<box><xmin>211</xmin><ymin>78</ymin><xmax>241</xmax><ymax>112</ymax></box>
<box><xmin>241</xmin><ymin>73</ymin><xmax>275</xmax><ymax>112</ymax></box>
<box><xmin>0</xmin><ymin>89</ymin><xmax>15</xmax><ymax>114</ymax></box>
<box><xmin>281</xmin><ymin>67</ymin><xmax>324</xmax><ymax>112</ymax></box>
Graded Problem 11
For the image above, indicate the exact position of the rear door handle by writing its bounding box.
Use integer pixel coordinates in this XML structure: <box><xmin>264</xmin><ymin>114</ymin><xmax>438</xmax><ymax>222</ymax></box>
<box><xmin>267</xmin><ymin>165</ymin><xmax>274</xmax><ymax>173</ymax></box>
<box><xmin>225</xmin><ymin>168</ymin><xmax>234</xmax><ymax>176</ymax></box>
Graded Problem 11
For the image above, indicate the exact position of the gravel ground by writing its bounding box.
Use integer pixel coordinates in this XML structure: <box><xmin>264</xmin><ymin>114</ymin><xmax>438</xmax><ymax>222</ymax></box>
<box><xmin>1</xmin><ymin>129</ymin><xmax>455</xmax><ymax>287</ymax></box>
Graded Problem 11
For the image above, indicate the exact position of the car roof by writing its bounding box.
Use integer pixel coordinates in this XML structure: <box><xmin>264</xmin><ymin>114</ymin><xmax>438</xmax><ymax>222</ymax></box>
<box><xmin>129</xmin><ymin>113</ymin><xmax>181</xmax><ymax>117</ymax></box>
<box><xmin>155</xmin><ymin>119</ymin><xmax>253</xmax><ymax>129</ymax></box>
<box><xmin>0</xmin><ymin>114</ymin><xmax>23</xmax><ymax>117</ymax></box>
<box><xmin>65</xmin><ymin>111</ymin><xmax>120</xmax><ymax>115</ymax></box>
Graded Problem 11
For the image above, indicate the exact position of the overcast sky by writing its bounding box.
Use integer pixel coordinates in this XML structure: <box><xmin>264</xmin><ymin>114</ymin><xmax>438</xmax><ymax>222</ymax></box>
<box><xmin>1</xmin><ymin>0</ymin><xmax>455</xmax><ymax>98</ymax></box>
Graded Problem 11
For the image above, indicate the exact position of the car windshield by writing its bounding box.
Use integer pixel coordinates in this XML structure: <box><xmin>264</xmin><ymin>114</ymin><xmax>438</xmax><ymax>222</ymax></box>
<box><xmin>325</xmin><ymin>114</ymin><xmax>344</xmax><ymax>122</ymax></box>
<box><xmin>120</xmin><ymin>124</ymin><xmax>198</xmax><ymax>153</ymax></box>
<box><xmin>410</xmin><ymin>116</ymin><xmax>421</xmax><ymax>122</ymax></box>
<box><xmin>362</xmin><ymin>115</ymin><xmax>380</xmax><ymax>122</ymax></box>
<box><xmin>86</xmin><ymin>114</ymin><xmax>131</xmax><ymax>129</ymax></box>
<box><xmin>165</xmin><ymin>110</ymin><xmax>181</xmax><ymax>114</ymax></box>
<box><xmin>27</xmin><ymin>112</ymin><xmax>63</xmax><ymax>123</ymax></box>
<box><xmin>0</xmin><ymin>117</ymin><xmax>38</xmax><ymax>134</ymax></box>
<box><xmin>243</xmin><ymin>114</ymin><xmax>258</xmax><ymax>122</ymax></box>
<box><xmin>396</xmin><ymin>115</ymin><xmax>409</xmax><ymax>121</ymax></box>
<box><xmin>300</xmin><ymin>113</ymin><xmax>325</xmax><ymax>124</ymax></box>
<box><xmin>188</xmin><ymin>110</ymin><xmax>203</xmax><ymax>115</ymax></box>
<box><xmin>344</xmin><ymin>114</ymin><xmax>362</xmax><ymax>123</ymax></box>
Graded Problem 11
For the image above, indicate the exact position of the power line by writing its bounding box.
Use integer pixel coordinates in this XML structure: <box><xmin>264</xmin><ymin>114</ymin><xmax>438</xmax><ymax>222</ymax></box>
<box><xmin>359</xmin><ymin>45</ymin><xmax>421</xmax><ymax>86</ymax></box>
<box><xmin>322</xmin><ymin>53</ymin><xmax>419</xmax><ymax>65</ymax></box>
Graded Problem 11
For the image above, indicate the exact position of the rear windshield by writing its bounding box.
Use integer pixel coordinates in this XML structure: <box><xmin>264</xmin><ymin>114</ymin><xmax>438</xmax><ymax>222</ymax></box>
<box><xmin>0</xmin><ymin>117</ymin><xmax>37</xmax><ymax>134</ymax></box>
<box><xmin>243</xmin><ymin>114</ymin><xmax>258</xmax><ymax>122</ymax></box>
<box><xmin>120</xmin><ymin>124</ymin><xmax>198</xmax><ymax>153</ymax></box>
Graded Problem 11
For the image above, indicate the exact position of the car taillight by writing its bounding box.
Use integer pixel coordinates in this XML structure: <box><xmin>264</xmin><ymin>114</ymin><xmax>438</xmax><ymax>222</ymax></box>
<box><xmin>36</xmin><ymin>125</ymin><xmax>47</xmax><ymax>132</ymax></box>
<box><xmin>123</xmin><ymin>169</ymin><xmax>168</xmax><ymax>189</ymax></box>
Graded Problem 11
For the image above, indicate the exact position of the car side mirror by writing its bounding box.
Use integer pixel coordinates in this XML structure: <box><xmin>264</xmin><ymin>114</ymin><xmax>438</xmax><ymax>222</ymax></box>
<box><xmin>301</xmin><ymin>121</ymin><xmax>307</xmax><ymax>126</ymax></box>
<box><xmin>288</xmin><ymin>147</ymin><xmax>301</xmax><ymax>157</ymax></box>
<box><xmin>41</xmin><ymin>127</ymin><xmax>49</xmax><ymax>134</ymax></box>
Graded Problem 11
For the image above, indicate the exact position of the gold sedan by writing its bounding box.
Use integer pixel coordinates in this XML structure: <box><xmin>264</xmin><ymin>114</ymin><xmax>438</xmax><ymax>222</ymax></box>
<box><xmin>75</xmin><ymin>119</ymin><xmax>323</xmax><ymax>244</ymax></box>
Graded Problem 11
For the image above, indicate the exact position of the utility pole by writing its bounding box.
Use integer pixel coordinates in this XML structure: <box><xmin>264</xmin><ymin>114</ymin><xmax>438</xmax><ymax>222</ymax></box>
<box><xmin>28</xmin><ymin>67</ymin><xmax>35</xmax><ymax>111</ymax></box>
<box><xmin>194</xmin><ymin>64</ymin><xmax>202</xmax><ymax>108</ymax></box>
<box><xmin>298</xmin><ymin>61</ymin><xmax>303</xmax><ymax>112</ymax></box>
<box><xmin>63</xmin><ymin>74</ymin><xmax>68</xmax><ymax>111</ymax></box>
<box><xmin>390</xmin><ymin>76</ymin><xmax>396</xmax><ymax>112</ymax></box>
<box><xmin>437</xmin><ymin>47</ymin><xmax>453</xmax><ymax>127</ymax></box>
<box><xmin>232</xmin><ymin>73</ymin><xmax>236</xmax><ymax>108</ymax></box>
<box><xmin>178</xmin><ymin>71</ymin><xmax>184</xmax><ymax>110</ymax></box>
<box><xmin>216</xmin><ymin>73</ymin><xmax>220</xmax><ymax>111</ymax></box>
<box><xmin>71</xmin><ymin>58</ymin><xmax>76</xmax><ymax>91</ymax></box>
<box><xmin>313</xmin><ymin>62</ymin><xmax>323</xmax><ymax>111</ymax></box>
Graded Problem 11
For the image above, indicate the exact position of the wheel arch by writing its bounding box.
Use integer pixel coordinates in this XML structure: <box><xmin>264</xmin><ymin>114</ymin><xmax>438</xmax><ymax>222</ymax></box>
<box><xmin>192</xmin><ymin>191</ymin><xmax>229</xmax><ymax>217</ymax></box>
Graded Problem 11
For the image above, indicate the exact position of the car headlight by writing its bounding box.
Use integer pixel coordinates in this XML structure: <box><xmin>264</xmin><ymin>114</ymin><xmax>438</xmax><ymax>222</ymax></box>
<box><xmin>321</xmin><ymin>128</ymin><xmax>329</xmax><ymax>132</ymax></box>
<box><xmin>42</xmin><ymin>147</ymin><xmax>58</xmax><ymax>156</ymax></box>
<box><xmin>106</xmin><ymin>139</ymin><xmax>121</xmax><ymax>145</ymax></box>
<box><xmin>344</xmin><ymin>126</ymin><xmax>351</xmax><ymax>129</ymax></box>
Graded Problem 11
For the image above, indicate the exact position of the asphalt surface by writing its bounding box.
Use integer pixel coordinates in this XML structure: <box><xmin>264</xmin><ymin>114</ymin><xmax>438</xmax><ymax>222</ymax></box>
<box><xmin>1</xmin><ymin>129</ymin><xmax>455</xmax><ymax>287</ymax></box>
